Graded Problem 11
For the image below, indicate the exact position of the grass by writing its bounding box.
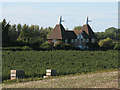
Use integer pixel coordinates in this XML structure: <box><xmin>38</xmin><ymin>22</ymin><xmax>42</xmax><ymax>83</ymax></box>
<box><xmin>2</xmin><ymin>69</ymin><xmax>118</xmax><ymax>88</ymax></box>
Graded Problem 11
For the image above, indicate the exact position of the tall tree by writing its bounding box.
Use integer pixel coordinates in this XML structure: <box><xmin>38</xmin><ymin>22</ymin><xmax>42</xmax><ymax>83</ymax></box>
<box><xmin>17</xmin><ymin>23</ymin><xmax>22</xmax><ymax>35</ymax></box>
<box><xmin>9</xmin><ymin>24</ymin><xmax>18</xmax><ymax>42</ymax></box>
<box><xmin>2</xmin><ymin>19</ymin><xmax>11</xmax><ymax>46</ymax></box>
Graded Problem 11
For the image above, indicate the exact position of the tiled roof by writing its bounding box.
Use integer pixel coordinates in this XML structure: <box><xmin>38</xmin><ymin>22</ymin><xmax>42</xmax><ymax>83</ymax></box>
<box><xmin>47</xmin><ymin>24</ymin><xmax>96</xmax><ymax>40</ymax></box>
<box><xmin>73</xmin><ymin>30</ymin><xmax>89</xmax><ymax>39</ymax></box>
<box><xmin>73</xmin><ymin>30</ymin><xmax>82</xmax><ymax>36</ymax></box>
<box><xmin>65</xmin><ymin>31</ymin><xmax>77</xmax><ymax>39</ymax></box>
<box><xmin>47</xmin><ymin>24</ymin><xmax>66</xmax><ymax>39</ymax></box>
<box><xmin>81</xmin><ymin>24</ymin><xmax>96</xmax><ymax>39</ymax></box>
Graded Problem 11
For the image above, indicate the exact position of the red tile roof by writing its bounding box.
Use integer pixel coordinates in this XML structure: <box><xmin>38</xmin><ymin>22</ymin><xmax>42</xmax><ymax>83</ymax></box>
<box><xmin>47</xmin><ymin>24</ymin><xmax>66</xmax><ymax>39</ymax></box>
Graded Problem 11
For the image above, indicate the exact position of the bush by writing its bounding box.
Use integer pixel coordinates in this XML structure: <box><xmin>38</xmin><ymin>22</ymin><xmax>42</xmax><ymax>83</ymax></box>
<box><xmin>98</xmin><ymin>37</ymin><xmax>114</xmax><ymax>49</ymax></box>
<box><xmin>114</xmin><ymin>44</ymin><xmax>120</xmax><ymax>50</ymax></box>
<box><xmin>40</xmin><ymin>41</ymin><xmax>53</xmax><ymax>50</ymax></box>
<box><xmin>22</xmin><ymin>46</ymin><xmax>32</xmax><ymax>51</ymax></box>
<box><xmin>62</xmin><ymin>43</ymin><xmax>73</xmax><ymax>50</ymax></box>
<box><xmin>2</xmin><ymin>50</ymin><xmax>118</xmax><ymax>82</ymax></box>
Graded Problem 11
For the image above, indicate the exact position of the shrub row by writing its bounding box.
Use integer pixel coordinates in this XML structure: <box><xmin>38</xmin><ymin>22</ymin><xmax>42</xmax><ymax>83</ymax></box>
<box><xmin>2</xmin><ymin>50</ymin><xmax>118</xmax><ymax>81</ymax></box>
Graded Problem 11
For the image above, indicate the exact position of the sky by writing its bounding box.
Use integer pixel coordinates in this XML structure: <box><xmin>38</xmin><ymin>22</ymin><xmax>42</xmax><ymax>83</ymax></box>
<box><xmin>1</xmin><ymin>2</ymin><xmax>118</xmax><ymax>32</ymax></box>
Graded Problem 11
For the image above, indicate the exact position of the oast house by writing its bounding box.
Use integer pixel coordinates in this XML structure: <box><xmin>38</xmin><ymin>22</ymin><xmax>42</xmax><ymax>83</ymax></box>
<box><xmin>47</xmin><ymin>16</ymin><xmax>97</xmax><ymax>49</ymax></box>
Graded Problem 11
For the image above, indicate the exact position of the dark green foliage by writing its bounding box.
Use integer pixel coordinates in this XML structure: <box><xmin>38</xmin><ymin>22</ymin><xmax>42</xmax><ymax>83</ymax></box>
<box><xmin>98</xmin><ymin>37</ymin><xmax>114</xmax><ymax>49</ymax></box>
<box><xmin>40</xmin><ymin>41</ymin><xmax>53</xmax><ymax>50</ymax></box>
<box><xmin>114</xmin><ymin>43</ymin><xmax>120</xmax><ymax>50</ymax></box>
<box><xmin>2</xmin><ymin>50</ymin><xmax>118</xmax><ymax>81</ymax></box>
<box><xmin>1</xmin><ymin>19</ymin><xmax>53</xmax><ymax>48</ymax></box>
<box><xmin>2</xmin><ymin>19</ymin><xmax>11</xmax><ymax>46</ymax></box>
<box><xmin>95</xmin><ymin>27</ymin><xmax>118</xmax><ymax>40</ymax></box>
<box><xmin>21</xmin><ymin>46</ymin><xmax>32</xmax><ymax>51</ymax></box>
<box><xmin>2</xmin><ymin>19</ymin><xmax>119</xmax><ymax>50</ymax></box>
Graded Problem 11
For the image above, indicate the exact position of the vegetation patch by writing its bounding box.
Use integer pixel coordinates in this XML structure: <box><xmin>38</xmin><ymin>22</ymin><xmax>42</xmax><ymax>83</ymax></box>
<box><xmin>2</xmin><ymin>50</ymin><xmax>118</xmax><ymax>82</ymax></box>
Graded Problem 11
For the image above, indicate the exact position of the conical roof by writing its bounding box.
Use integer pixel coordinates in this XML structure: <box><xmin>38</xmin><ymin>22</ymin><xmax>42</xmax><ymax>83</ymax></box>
<box><xmin>47</xmin><ymin>24</ymin><xmax>67</xmax><ymax>39</ymax></box>
<box><xmin>81</xmin><ymin>24</ymin><xmax>96</xmax><ymax>39</ymax></box>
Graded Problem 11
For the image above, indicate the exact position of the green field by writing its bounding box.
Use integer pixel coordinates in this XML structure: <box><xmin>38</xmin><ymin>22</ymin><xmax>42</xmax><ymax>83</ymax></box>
<box><xmin>2</xmin><ymin>50</ymin><xmax>118</xmax><ymax>81</ymax></box>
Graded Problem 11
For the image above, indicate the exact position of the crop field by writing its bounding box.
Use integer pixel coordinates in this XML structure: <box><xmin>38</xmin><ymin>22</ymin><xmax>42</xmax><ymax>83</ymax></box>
<box><xmin>2</xmin><ymin>50</ymin><xmax>118</xmax><ymax>81</ymax></box>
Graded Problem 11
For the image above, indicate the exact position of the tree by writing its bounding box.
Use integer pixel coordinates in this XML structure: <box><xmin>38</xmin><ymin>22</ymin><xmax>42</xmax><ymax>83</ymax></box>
<box><xmin>114</xmin><ymin>43</ymin><xmax>120</xmax><ymax>50</ymax></box>
<box><xmin>9</xmin><ymin>24</ymin><xmax>18</xmax><ymax>42</ymax></box>
<box><xmin>98</xmin><ymin>37</ymin><xmax>114</xmax><ymax>49</ymax></box>
<box><xmin>17</xmin><ymin>23</ymin><xmax>22</xmax><ymax>35</ymax></box>
<box><xmin>96</xmin><ymin>27</ymin><xmax>118</xmax><ymax>40</ymax></box>
<box><xmin>17</xmin><ymin>24</ymin><xmax>46</xmax><ymax>48</ymax></box>
<box><xmin>40</xmin><ymin>41</ymin><xmax>53</xmax><ymax>50</ymax></box>
<box><xmin>73</xmin><ymin>25</ymin><xmax>82</xmax><ymax>30</ymax></box>
<box><xmin>2</xmin><ymin>19</ymin><xmax>11</xmax><ymax>46</ymax></box>
<box><xmin>105</xmin><ymin>27</ymin><xmax>117</xmax><ymax>33</ymax></box>
<box><xmin>17</xmin><ymin>24</ymin><xmax>29</xmax><ymax>43</ymax></box>
<box><xmin>40</xmin><ymin>27</ymin><xmax>43</xmax><ymax>31</ymax></box>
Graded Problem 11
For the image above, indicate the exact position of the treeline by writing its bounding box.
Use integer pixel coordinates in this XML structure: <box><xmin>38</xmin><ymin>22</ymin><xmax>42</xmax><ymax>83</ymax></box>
<box><xmin>1</xmin><ymin>19</ymin><xmax>53</xmax><ymax>49</ymax></box>
<box><xmin>95</xmin><ymin>27</ymin><xmax>120</xmax><ymax>41</ymax></box>
<box><xmin>95</xmin><ymin>27</ymin><xmax>120</xmax><ymax>50</ymax></box>
<box><xmin>1</xmin><ymin>19</ymin><xmax>120</xmax><ymax>50</ymax></box>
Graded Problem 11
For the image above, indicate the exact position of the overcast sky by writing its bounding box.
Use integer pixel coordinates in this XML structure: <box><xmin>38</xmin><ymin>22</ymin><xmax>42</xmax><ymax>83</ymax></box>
<box><xmin>1</xmin><ymin>2</ymin><xmax>118</xmax><ymax>32</ymax></box>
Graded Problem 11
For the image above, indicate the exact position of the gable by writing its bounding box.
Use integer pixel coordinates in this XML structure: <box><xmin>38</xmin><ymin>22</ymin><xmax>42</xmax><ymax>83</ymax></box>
<box><xmin>77</xmin><ymin>33</ymin><xmax>84</xmax><ymax>39</ymax></box>
<box><xmin>73</xmin><ymin>30</ymin><xmax>82</xmax><ymax>36</ymax></box>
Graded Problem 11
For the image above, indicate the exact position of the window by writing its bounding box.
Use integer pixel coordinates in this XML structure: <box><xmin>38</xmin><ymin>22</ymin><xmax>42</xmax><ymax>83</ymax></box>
<box><xmin>91</xmin><ymin>39</ymin><xmax>95</xmax><ymax>43</ymax></box>
<box><xmin>65</xmin><ymin>39</ymin><xmax>68</xmax><ymax>43</ymax></box>
<box><xmin>83</xmin><ymin>39</ymin><xmax>85</xmax><ymax>42</ymax></box>
<box><xmin>71</xmin><ymin>39</ymin><xmax>74</xmax><ymax>43</ymax></box>
<box><xmin>83</xmin><ymin>46</ymin><xmax>85</xmax><ymax>49</ymax></box>
<box><xmin>79</xmin><ymin>39</ymin><xmax>81</xmax><ymax>44</ymax></box>
<box><xmin>78</xmin><ymin>45</ymin><xmax>82</xmax><ymax>48</ymax></box>
<box><xmin>81</xmin><ymin>34</ymin><xmax>83</xmax><ymax>38</ymax></box>
<box><xmin>75</xmin><ymin>39</ymin><xmax>77</xmax><ymax>42</ymax></box>
<box><xmin>86</xmin><ymin>39</ymin><xmax>89</xmax><ymax>42</ymax></box>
